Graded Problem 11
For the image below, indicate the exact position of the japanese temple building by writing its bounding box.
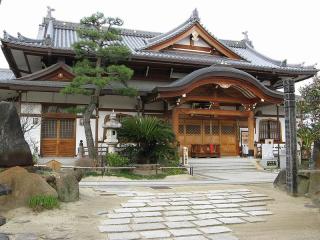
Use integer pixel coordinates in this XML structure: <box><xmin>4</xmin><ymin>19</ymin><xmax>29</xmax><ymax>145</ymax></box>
<box><xmin>0</xmin><ymin>9</ymin><xmax>317</xmax><ymax>158</ymax></box>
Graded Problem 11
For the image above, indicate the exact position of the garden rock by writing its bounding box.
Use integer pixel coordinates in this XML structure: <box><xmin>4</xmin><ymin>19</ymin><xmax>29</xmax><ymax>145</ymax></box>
<box><xmin>309</xmin><ymin>172</ymin><xmax>320</xmax><ymax>207</ymax></box>
<box><xmin>298</xmin><ymin>172</ymin><xmax>310</xmax><ymax>195</ymax></box>
<box><xmin>0</xmin><ymin>233</ymin><xmax>9</xmax><ymax>240</ymax></box>
<box><xmin>0</xmin><ymin>101</ymin><xmax>33</xmax><ymax>167</ymax></box>
<box><xmin>54</xmin><ymin>170</ymin><xmax>81</xmax><ymax>202</ymax></box>
<box><xmin>273</xmin><ymin>169</ymin><xmax>286</xmax><ymax>191</ymax></box>
<box><xmin>0</xmin><ymin>167</ymin><xmax>57</xmax><ymax>210</ymax></box>
<box><xmin>0</xmin><ymin>216</ymin><xmax>6</xmax><ymax>226</ymax></box>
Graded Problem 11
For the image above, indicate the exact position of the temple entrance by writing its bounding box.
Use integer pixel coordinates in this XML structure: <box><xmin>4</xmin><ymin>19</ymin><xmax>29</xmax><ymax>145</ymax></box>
<box><xmin>177</xmin><ymin>118</ymin><xmax>238</xmax><ymax>156</ymax></box>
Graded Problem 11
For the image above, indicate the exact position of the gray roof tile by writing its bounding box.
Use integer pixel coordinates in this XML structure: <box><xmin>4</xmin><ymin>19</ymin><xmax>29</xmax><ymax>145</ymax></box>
<box><xmin>1</xmin><ymin>14</ymin><xmax>317</xmax><ymax>75</ymax></box>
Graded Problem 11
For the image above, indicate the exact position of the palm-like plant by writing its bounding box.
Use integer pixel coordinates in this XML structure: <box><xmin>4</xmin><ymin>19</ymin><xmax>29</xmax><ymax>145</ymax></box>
<box><xmin>118</xmin><ymin>116</ymin><xmax>178</xmax><ymax>164</ymax></box>
<box><xmin>297</xmin><ymin>125</ymin><xmax>316</xmax><ymax>161</ymax></box>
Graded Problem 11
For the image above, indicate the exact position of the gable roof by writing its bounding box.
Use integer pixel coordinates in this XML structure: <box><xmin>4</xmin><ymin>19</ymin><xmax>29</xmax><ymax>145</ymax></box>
<box><xmin>1</xmin><ymin>9</ymin><xmax>317</xmax><ymax>78</ymax></box>
<box><xmin>17</xmin><ymin>62</ymin><xmax>75</xmax><ymax>81</ymax></box>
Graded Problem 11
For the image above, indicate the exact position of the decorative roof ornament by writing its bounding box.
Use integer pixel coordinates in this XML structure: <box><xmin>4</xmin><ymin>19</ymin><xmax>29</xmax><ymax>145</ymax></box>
<box><xmin>3</xmin><ymin>30</ymin><xmax>8</xmax><ymax>40</ymax></box>
<box><xmin>46</xmin><ymin>6</ymin><xmax>55</xmax><ymax>19</ymax></box>
<box><xmin>190</xmin><ymin>8</ymin><xmax>200</xmax><ymax>22</ymax></box>
<box><xmin>191</xmin><ymin>30</ymin><xmax>199</xmax><ymax>41</ymax></box>
<box><xmin>280</xmin><ymin>59</ymin><xmax>287</xmax><ymax>67</ymax></box>
<box><xmin>242</xmin><ymin>31</ymin><xmax>249</xmax><ymax>41</ymax></box>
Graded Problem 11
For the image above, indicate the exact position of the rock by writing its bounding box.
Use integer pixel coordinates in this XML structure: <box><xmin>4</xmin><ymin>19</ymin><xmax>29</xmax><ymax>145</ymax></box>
<box><xmin>0</xmin><ymin>216</ymin><xmax>6</xmax><ymax>226</ymax></box>
<box><xmin>0</xmin><ymin>167</ymin><xmax>57</xmax><ymax>210</ymax></box>
<box><xmin>297</xmin><ymin>172</ymin><xmax>310</xmax><ymax>195</ymax></box>
<box><xmin>54</xmin><ymin>171</ymin><xmax>80</xmax><ymax>202</ymax></box>
<box><xmin>0</xmin><ymin>233</ymin><xmax>9</xmax><ymax>240</ymax></box>
<box><xmin>273</xmin><ymin>169</ymin><xmax>287</xmax><ymax>191</ymax></box>
<box><xmin>0</xmin><ymin>184</ymin><xmax>11</xmax><ymax>195</ymax></box>
<box><xmin>0</xmin><ymin>102</ymin><xmax>33</xmax><ymax>167</ymax></box>
<box><xmin>309</xmin><ymin>172</ymin><xmax>320</xmax><ymax>207</ymax></box>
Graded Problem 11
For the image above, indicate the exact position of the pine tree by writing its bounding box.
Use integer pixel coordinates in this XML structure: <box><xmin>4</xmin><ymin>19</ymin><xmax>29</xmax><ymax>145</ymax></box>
<box><xmin>62</xmin><ymin>12</ymin><xmax>135</xmax><ymax>160</ymax></box>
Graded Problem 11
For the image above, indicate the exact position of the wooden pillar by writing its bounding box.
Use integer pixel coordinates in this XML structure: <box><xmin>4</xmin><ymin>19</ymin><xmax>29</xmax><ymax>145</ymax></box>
<box><xmin>248</xmin><ymin>111</ymin><xmax>254</xmax><ymax>156</ymax></box>
<box><xmin>172</xmin><ymin>108</ymin><xmax>179</xmax><ymax>138</ymax></box>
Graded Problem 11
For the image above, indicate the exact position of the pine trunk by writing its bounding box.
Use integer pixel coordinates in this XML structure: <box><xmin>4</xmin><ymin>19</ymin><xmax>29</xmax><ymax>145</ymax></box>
<box><xmin>83</xmin><ymin>96</ymin><xmax>97</xmax><ymax>160</ymax></box>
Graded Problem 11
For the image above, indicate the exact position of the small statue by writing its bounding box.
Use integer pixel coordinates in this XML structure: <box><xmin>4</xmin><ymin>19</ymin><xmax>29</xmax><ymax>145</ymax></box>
<box><xmin>46</xmin><ymin>6</ymin><xmax>55</xmax><ymax>19</ymax></box>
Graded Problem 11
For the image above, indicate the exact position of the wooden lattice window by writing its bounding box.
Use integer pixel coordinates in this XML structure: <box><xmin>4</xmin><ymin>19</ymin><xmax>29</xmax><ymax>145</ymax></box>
<box><xmin>221</xmin><ymin>125</ymin><xmax>235</xmax><ymax>135</ymax></box>
<box><xmin>259</xmin><ymin>119</ymin><xmax>281</xmax><ymax>142</ymax></box>
<box><xmin>186</xmin><ymin>125</ymin><xmax>201</xmax><ymax>135</ymax></box>
<box><xmin>204</xmin><ymin>125</ymin><xmax>211</xmax><ymax>134</ymax></box>
<box><xmin>60</xmin><ymin>119</ymin><xmax>74</xmax><ymax>139</ymax></box>
<box><xmin>212</xmin><ymin>125</ymin><xmax>219</xmax><ymax>135</ymax></box>
<box><xmin>41</xmin><ymin>119</ymin><xmax>57</xmax><ymax>138</ymax></box>
<box><xmin>178</xmin><ymin>125</ymin><xmax>184</xmax><ymax>134</ymax></box>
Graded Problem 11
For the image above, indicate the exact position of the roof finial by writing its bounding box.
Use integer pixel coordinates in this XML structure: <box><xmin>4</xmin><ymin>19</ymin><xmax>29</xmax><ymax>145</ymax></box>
<box><xmin>46</xmin><ymin>6</ymin><xmax>55</xmax><ymax>19</ymax></box>
<box><xmin>191</xmin><ymin>8</ymin><xmax>200</xmax><ymax>21</ymax></box>
<box><xmin>242</xmin><ymin>31</ymin><xmax>249</xmax><ymax>41</ymax></box>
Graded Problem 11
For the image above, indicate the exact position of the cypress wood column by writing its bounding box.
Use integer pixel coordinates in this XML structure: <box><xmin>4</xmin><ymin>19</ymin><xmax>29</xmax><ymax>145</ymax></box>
<box><xmin>284</xmin><ymin>79</ymin><xmax>298</xmax><ymax>195</ymax></box>
<box><xmin>248</xmin><ymin>110</ymin><xmax>255</xmax><ymax>156</ymax></box>
<box><xmin>172</xmin><ymin>108</ymin><xmax>179</xmax><ymax>138</ymax></box>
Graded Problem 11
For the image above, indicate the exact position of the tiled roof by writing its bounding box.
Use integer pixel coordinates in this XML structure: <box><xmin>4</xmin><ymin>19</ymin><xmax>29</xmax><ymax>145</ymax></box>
<box><xmin>1</xmin><ymin>11</ymin><xmax>317</xmax><ymax>75</ymax></box>
<box><xmin>0</xmin><ymin>68</ymin><xmax>15</xmax><ymax>80</ymax></box>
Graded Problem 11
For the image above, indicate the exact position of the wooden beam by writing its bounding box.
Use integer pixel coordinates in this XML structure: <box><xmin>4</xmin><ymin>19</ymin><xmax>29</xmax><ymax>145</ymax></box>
<box><xmin>181</xmin><ymin>95</ymin><xmax>257</xmax><ymax>105</ymax></box>
<box><xmin>248</xmin><ymin>111</ymin><xmax>255</xmax><ymax>156</ymax></box>
<box><xmin>175</xmin><ymin>108</ymin><xmax>251</xmax><ymax>117</ymax></box>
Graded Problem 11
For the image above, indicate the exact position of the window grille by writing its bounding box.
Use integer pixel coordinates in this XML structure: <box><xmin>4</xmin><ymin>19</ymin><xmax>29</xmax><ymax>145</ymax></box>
<box><xmin>186</xmin><ymin>125</ymin><xmax>201</xmax><ymax>134</ymax></box>
<box><xmin>60</xmin><ymin>119</ymin><xmax>74</xmax><ymax>139</ymax></box>
<box><xmin>259</xmin><ymin>119</ymin><xmax>281</xmax><ymax>142</ymax></box>
<box><xmin>41</xmin><ymin>119</ymin><xmax>57</xmax><ymax>138</ymax></box>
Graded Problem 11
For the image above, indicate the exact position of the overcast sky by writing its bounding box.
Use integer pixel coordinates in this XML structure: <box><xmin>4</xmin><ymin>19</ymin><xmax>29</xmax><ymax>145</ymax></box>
<box><xmin>0</xmin><ymin>0</ymin><xmax>319</xmax><ymax>91</ymax></box>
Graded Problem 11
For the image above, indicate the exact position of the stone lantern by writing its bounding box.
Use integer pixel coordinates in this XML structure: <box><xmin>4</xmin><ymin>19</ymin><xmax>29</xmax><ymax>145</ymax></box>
<box><xmin>103</xmin><ymin>110</ymin><xmax>121</xmax><ymax>153</ymax></box>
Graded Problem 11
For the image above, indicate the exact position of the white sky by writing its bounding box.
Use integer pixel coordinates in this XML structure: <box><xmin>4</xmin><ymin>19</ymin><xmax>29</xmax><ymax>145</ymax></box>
<box><xmin>0</xmin><ymin>0</ymin><xmax>319</xmax><ymax>92</ymax></box>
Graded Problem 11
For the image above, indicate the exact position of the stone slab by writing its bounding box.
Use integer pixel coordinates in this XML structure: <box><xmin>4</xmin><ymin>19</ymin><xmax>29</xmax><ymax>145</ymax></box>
<box><xmin>240</xmin><ymin>207</ymin><xmax>267</xmax><ymax>212</ymax></box>
<box><xmin>133</xmin><ymin>217</ymin><xmax>165</xmax><ymax>223</ymax></box>
<box><xmin>101</xmin><ymin>218</ymin><xmax>130</xmax><ymax>225</ymax></box>
<box><xmin>131</xmin><ymin>223</ymin><xmax>166</xmax><ymax>231</ymax></box>
<box><xmin>164</xmin><ymin>221</ymin><xmax>195</xmax><ymax>229</ymax></box>
<box><xmin>192</xmin><ymin>219</ymin><xmax>222</xmax><ymax>227</ymax></box>
<box><xmin>191</xmin><ymin>205</ymin><xmax>216</xmax><ymax>210</ymax></box>
<box><xmin>195</xmin><ymin>213</ymin><xmax>222</xmax><ymax>219</ymax></box>
<box><xmin>191</xmin><ymin>210</ymin><xmax>213</xmax><ymax>214</ymax></box>
<box><xmin>220</xmin><ymin>212</ymin><xmax>248</xmax><ymax>217</ymax></box>
<box><xmin>140</xmin><ymin>230</ymin><xmax>171</xmax><ymax>239</ymax></box>
<box><xmin>169</xmin><ymin>228</ymin><xmax>202</xmax><ymax>237</ymax></box>
<box><xmin>166</xmin><ymin>215</ymin><xmax>197</xmax><ymax>222</ymax></box>
<box><xmin>170</xmin><ymin>201</ymin><xmax>191</xmax><ymax>206</ymax></box>
<box><xmin>148</xmin><ymin>202</ymin><xmax>170</xmax><ymax>206</ymax></box>
<box><xmin>214</xmin><ymin>204</ymin><xmax>239</xmax><ymax>208</ymax></box>
<box><xmin>240</xmin><ymin>202</ymin><xmax>267</xmax><ymax>207</ymax></box>
<box><xmin>114</xmin><ymin>208</ymin><xmax>138</xmax><ymax>213</ymax></box>
<box><xmin>173</xmin><ymin>236</ymin><xmax>208</xmax><ymax>240</ymax></box>
<box><xmin>165</xmin><ymin>206</ymin><xmax>190</xmax><ymax>211</ymax></box>
<box><xmin>138</xmin><ymin>207</ymin><xmax>164</xmax><ymax>212</ymax></box>
<box><xmin>217</xmin><ymin>217</ymin><xmax>245</xmax><ymax>224</ymax></box>
<box><xmin>107</xmin><ymin>213</ymin><xmax>132</xmax><ymax>219</ymax></box>
<box><xmin>164</xmin><ymin>210</ymin><xmax>192</xmax><ymax>216</ymax></box>
<box><xmin>170</xmin><ymin>198</ymin><xmax>189</xmax><ymax>201</ymax></box>
<box><xmin>209</xmin><ymin>200</ymin><xmax>228</xmax><ymax>204</ymax></box>
<box><xmin>199</xmin><ymin>226</ymin><xmax>232</xmax><ymax>234</ymax></box>
<box><xmin>242</xmin><ymin>216</ymin><xmax>266</xmax><ymax>223</ymax></box>
<box><xmin>247</xmin><ymin>211</ymin><xmax>273</xmax><ymax>216</ymax></box>
<box><xmin>107</xmin><ymin>232</ymin><xmax>140</xmax><ymax>240</ymax></box>
<box><xmin>133</xmin><ymin>212</ymin><xmax>162</xmax><ymax>217</ymax></box>
<box><xmin>98</xmin><ymin>225</ymin><xmax>131</xmax><ymax>233</ymax></box>
<box><xmin>208</xmin><ymin>234</ymin><xmax>239</xmax><ymax>240</ymax></box>
<box><xmin>214</xmin><ymin>208</ymin><xmax>240</xmax><ymax>213</ymax></box>
<box><xmin>190</xmin><ymin>201</ymin><xmax>212</xmax><ymax>205</ymax></box>
<box><xmin>128</xmin><ymin>199</ymin><xmax>151</xmax><ymax>203</ymax></box>
<box><xmin>121</xmin><ymin>202</ymin><xmax>146</xmax><ymax>208</ymax></box>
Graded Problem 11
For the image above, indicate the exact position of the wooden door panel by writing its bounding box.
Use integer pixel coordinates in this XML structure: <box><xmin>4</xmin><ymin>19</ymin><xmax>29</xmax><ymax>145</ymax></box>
<box><xmin>220</xmin><ymin>121</ymin><xmax>237</xmax><ymax>156</ymax></box>
<box><xmin>41</xmin><ymin>118</ymin><xmax>76</xmax><ymax>157</ymax></box>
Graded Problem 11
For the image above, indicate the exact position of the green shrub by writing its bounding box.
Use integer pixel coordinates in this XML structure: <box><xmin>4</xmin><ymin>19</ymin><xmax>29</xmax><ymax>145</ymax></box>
<box><xmin>106</xmin><ymin>153</ymin><xmax>129</xmax><ymax>167</ymax></box>
<box><xmin>118</xmin><ymin>116</ymin><xmax>178</xmax><ymax>164</ymax></box>
<box><xmin>28</xmin><ymin>195</ymin><xmax>59</xmax><ymax>211</ymax></box>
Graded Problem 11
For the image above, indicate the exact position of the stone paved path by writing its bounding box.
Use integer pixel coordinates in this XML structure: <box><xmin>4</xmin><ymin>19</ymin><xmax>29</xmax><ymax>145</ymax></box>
<box><xmin>97</xmin><ymin>188</ymin><xmax>274</xmax><ymax>240</ymax></box>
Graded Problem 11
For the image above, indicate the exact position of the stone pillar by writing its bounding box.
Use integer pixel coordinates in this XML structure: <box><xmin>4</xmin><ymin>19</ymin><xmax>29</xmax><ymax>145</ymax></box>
<box><xmin>248</xmin><ymin>111</ymin><xmax>255</xmax><ymax>156</ymax></box>
<box><xmin>283</xmin><ymin>79</ymin><xmax>298</xmax><ymax>195</ymax></box>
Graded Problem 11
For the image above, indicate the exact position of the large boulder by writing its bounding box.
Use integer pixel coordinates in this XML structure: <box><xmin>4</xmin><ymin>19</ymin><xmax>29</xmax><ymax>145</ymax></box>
<box><xmin>0</xmin><ymin>102</ymin><xmax>33</xmax><ymax>167</ymax></box>
<box><xmin>309</xmin><ymin>172</ymin><xmax>320</xmax><ymax>207</ymax></box>
<box><xmin>273</xmin><ymin>169</ymin><xmax>287</xmax><ymax>191</ymax></box>
<box><xmin>0</xmin><ymin>167</ymin><xmax>57</xmax><ymax>210</ymax></box>
<box><xmin>47</xmin><ymin>170</ymin><xmax>83</xmax><ymax>202</ymax></box>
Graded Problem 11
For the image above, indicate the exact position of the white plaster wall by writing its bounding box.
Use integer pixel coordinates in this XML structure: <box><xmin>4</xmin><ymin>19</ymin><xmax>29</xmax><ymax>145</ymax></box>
<box><xmin>256</xmin><ymin>104</ymin><xmax>284</xmax><ymax>115</ymax></box>
<box><xmin>21</xmin><ymin>92</ymin><xmax>91</xmax><ymax>104</ymax></box>
<box><xmin>194</xmin><ymin>38</ymin><xmax>210</xmax><ymax>47</ymax></box>
<box><xmin>176</xmin><ymin>37</ymin><xmax>190</xmax><ymax>45</ymax></box>
<box><xmin>99</xmin><ymin>95</ymin><xmax>137</xmax><ymax>109</ymax></box>
<box><xmin>75</xmin><ymin>118</ymin><xmax>96</xmax><ymax>151</ymax></box>
<box><xmin>21</xmin><ymin>102</ymin><xmax>41</xmax><ymax>114</ymax></box>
